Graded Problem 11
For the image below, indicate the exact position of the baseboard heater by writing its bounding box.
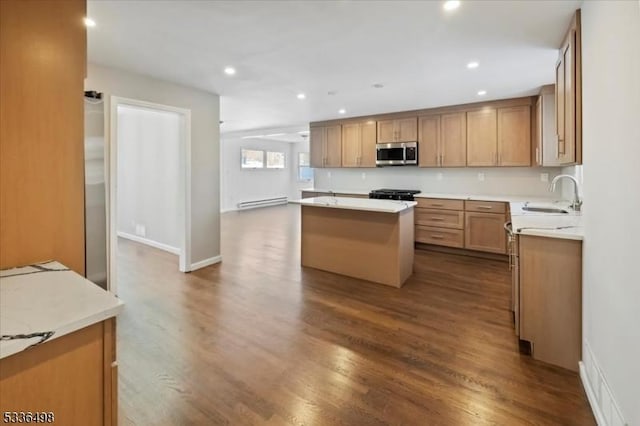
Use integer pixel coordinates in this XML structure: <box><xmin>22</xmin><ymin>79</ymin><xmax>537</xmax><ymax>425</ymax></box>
<box><xmin>237</xmin><ymin>196</ymin><xmax>288</xmax><ymax>210</ymax></box>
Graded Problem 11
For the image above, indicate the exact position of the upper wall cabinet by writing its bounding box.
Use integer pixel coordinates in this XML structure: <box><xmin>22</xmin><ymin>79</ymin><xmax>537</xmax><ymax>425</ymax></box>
<box><xmin>467</xmin><ymin>106</ymin><xmax>531</xmax><ymax>167</ymax></box>
<box><xmin>310</xmin><ymin>125</ymin><xmax>342</xmax><ymax>168</ymax></box>
<box><xmin>377</xmin><ymin>117</ymin><xmax>418</xmax><ymax>143</ymax></box>
<box><xmin>342</xmin><ymin>121</ymin><xmax>376</xmax><ymax>168</ymax></box>
<box><xmin>498</xmin><ymin>106</ymin><xmax>531</xmax><ymax>166</ymax></box>
<box><xmin>533</xmin><ymin>85</ymin><xmax>560</xmax><ymax>166</ymax></box>
<box><xmin>418</xmin><ymin>113</ymin><xmax>466</xmax><ymax>167</ymax></box>
<box><xmin>467</xmin><ymin>109</ymin><xmax>498</xmax><ymax>166</ymax></box>
<box><xmin>555</xmin><ymin>9</ymin><xmax>582</xmax><ymax>165</ymax></box>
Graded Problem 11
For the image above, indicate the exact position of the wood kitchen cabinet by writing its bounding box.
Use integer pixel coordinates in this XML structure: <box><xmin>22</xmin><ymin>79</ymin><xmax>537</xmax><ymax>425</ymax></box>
<box><xmin>342</xmin><ymin>121</ymin><xmax>376</xmax><ymax>167</ymax></box>
<box><xmin>467</xmin><ymin>106</ymin><xmax>531</xmax><ymax>167</ymax></box>
<box><xmin>310</xmin><ymin>125</ymin><xmax>342</xmax><ymax>168</ymax></box>
<box><xmin>377</xmin><ymin>117</ymin><xmax>418</xmax><ymax>143</ymax></box>
<box><xmin>466</xmin><ymin>108</ymin><xmax>498</xmax><ymax>166</ymax></box>
<box><xmin>418</xmin><ymin>112</ymin><xmax>466</xmax><ymax>167</ymax></box>
<box><xmin>498</xmin><ymin>106</ymin><xmax>531</xmax><ymax>166</ymax></box>
<box><xmin>464</xmin><ymin>211</ymin><xmax>507</xmax><ymax>254</ymax></box>
<box><xmin>519</xmin><ymin>235</ymin><xmax>582</xmax><ymax>371</ymax></box>
<box><xmin>533</xmin><ymin>85</ymin><xmax>559</xmax><ymax>166</ymax></box>
<box><xmin>555</xmin><ymin>9</ymin><xmax>582</xmax><ymax>165</ymax></box>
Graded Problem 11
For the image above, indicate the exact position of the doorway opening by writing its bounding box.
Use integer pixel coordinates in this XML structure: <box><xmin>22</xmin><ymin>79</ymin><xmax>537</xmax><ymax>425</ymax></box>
<box><xmin>108</xmin><ymin>97</ymin><xmax>191</xmax><ymax>295</ymax></box>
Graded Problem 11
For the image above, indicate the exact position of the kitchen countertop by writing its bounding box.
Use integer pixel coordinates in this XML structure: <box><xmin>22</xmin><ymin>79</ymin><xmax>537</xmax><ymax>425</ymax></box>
<box><xmin>302</xmin><ymin>188</ymin><xmax>557</xmax><ymax>203</ymax></box>
<box><xmin>510</xmin><ymin>201</ymin><xmax>584</xmax><ymax>240</ymax></box>
<box><xmin>294</xmin><ymin>196</ymin><xmax>416</xmax><ymax>213</ymax></box>
<box><xmin>0</xmin><ymin>261</ymin><xmax>124</xmax><ymax>359</ymax></box>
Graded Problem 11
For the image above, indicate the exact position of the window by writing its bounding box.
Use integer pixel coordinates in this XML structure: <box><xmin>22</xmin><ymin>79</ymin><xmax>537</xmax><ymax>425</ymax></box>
<box><xmin>266</xmin><ymin>151</ymin><xmax>285</xmax><ymax>169</ymax></box>
<box><xmin>298</xmin><ymin>152</ymin><xmax>313</xmax><ymax>181</ymax></box>
<box><xmin>241</xmin><ymin>149</ymin><xmax>264</xmax><ymax>168</ymax></box>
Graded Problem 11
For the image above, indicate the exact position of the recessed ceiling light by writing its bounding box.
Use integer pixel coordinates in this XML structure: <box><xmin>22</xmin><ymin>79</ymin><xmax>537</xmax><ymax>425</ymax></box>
<box><xmin>338</xmin><ymin>109</ymin><xmax>346</xmax><ymax>114</ymax></box>
<box><xmin>84</xmin><ymin>17</ymin><xmax>96</xmax><ymax>27</ymax></box>
<box><xmin>265</xmin><ymin>133</ymin><xmax>286</xmax><ymax>137</ymax></box>
<box><xmin>443</xmin><ymin>0</ymin><xmax>461</xmax><ymax>11</ymax></box>
<box><xmin>241</xmin><ymin>135</ymin><xmax>264</xmax><ymax>139</ymax></box>
<box><xmin>297</xmin><ymin>93</ymin><xmax>306</xmax><ymax>100</ymax></box>
<box><xmin>224</xmin><ymin>67</ymin><xmax>236</xmax><ymax>76</ymax></box>
<box><xmin>467</xmin><ymin>61</ymin><xmax>479</xmax><ymax>69</ymax></box>
<box><xmin>298</xmin><ymin>130</ymin><xmax>310</xmax><ymax>135</ymax></box>
<box><xmin>477</xmin><ymin>90</ymin><xmax>487</xmax><ymax>96</ymax></box>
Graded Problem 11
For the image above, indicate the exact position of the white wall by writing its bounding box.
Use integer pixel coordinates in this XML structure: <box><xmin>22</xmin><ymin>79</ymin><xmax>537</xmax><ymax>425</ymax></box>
<box><xmin>116</xmin><ymin>105</ymin><xmax>181</xmax><ymax>251</ymax></box>
<box><xmin>579</xmin><ymin>2</ymin><xmax>640</xmax><ymax>425</ymax></box>
<box><xmin>220</xmin><ymin>138</ymin><xmax>312</xmax><ymax>212</ymax></box>
<box><xmin>313</xmin><ymin>167</ymin><xmax>564</xmax><ymax>198</ymax></box>
<box><xmin>86</xmin><ymin>63</ymin><xmax>220</xmax><ymax>266</ymax></box>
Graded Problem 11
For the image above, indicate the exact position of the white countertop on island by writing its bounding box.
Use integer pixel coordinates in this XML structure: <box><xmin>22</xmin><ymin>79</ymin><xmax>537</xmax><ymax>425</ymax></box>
<box><xmin>0</xmin><ymin>261</ymin><xmax>124</xmax><ymax>359</ymax></box>
<box><xmin>294</xmin><ymin>196</ymin><xmax>417</xmax><ymax>213</ymax></box>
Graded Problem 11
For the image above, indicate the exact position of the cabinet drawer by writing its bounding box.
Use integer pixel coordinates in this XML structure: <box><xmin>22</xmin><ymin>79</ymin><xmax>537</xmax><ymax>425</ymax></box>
<box><xmin>415</xmin><ymin>226</ymin><xmax>464</xmax><ymax>248</ymax></box>
<box><xmin>416</xmin><ymin>198</ymin><xmax>464</xmax><ymax>210</ymax></box>
<box><xmin>465</xmin><ymin>200</ymin><xmax>507</xmax><ymax>214</ymax></box>
<box><xmin>415</xmin><ymin>209</ymin><xmax>464</xmax><ymax>229</ymax></box>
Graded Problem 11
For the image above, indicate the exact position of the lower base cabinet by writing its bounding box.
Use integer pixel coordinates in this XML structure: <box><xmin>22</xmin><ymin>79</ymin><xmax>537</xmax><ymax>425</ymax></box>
<box><xmin>518</xmin><ymin>235</ymin><xmax>582</xmax><ymax>371</ymax></box>
<box><xmin>0</xmin><ymin>318</ymin><xmax>118</xmax><ymax>425</ymax></box>
<box><xmin>464</xmin><ymin>212</ymin><xmax>507</xmax><ymax>254</ymax></box>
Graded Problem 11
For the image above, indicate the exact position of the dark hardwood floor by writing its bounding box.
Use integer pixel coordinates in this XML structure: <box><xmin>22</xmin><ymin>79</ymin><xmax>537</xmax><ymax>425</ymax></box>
<box><xmin>117</xmin><ymin>204</ymin><xmax>594</xmax><ymax>425</ymax></box>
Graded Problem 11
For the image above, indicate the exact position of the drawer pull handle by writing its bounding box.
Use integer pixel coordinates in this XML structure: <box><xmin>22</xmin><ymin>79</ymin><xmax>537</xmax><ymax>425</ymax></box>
<box><xmin>477</xmin><ymin>206</ymin><xmax>494</xmax><ymax>209</ymax></box>
<box><xmin>431</xmin><ymin>235</ymin><xmax>445</xmax><ymax>239</ymax></box>
<box><xmin>430</xmin><ymin>217</ymin><xmax>445</xmax><ymax>221</ymax></box>
<box><xmin>430</xmin><ymin>203</ymin><xmax>444</xmax><ymax>207</ymax></box>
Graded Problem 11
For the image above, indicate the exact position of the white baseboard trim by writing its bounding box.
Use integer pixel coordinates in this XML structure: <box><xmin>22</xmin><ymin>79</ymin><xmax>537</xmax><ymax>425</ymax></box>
<box><xmin>580</xmin><ymin>361</ymin><xmax>606</xmax><ymax>426</ymax></box>
<box><xmin>117</xmin><ymin>231</ymin><xmax>180</xmax><ymax>255</ymax></box>
<box><xmin>190</xmin><ymin>255</ymin><xmax>222</xmax><ymax>271</ymax></box>
<box><xmin>579</xmin><ymin>341</ymin><xmax>627</xmax><ymax>426</ymax></box>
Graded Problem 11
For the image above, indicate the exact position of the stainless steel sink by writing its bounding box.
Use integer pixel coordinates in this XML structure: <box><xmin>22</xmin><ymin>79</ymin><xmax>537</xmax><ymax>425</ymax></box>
<box><xmin>522</xmin><ymin>206</ymin><xmax>569</xmax><ymax>214</ymax></box>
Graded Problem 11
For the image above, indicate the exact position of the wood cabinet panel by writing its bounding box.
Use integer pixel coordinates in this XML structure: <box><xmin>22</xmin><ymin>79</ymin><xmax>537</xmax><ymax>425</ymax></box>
<box><xmin>415</xmin><ymin>226</ymin><xmax>464</xmax><ymax>248</ymax></box>
<box><xmin>465</xmin><ymin>200</ymin><xmax>507</xmax><ymax>214</ymax></box>
<box><xmin>341</xmin><ymin>123</ymin><xmax>361</xmax><ymax>167</ymax></box>
<box><xmin>464</xmin><ymin>212</ymin><xmax>507</xmax><ymax>254</ymax></box>
<box><xmin>498</xmin><ymin>106</ymin><xmax>531</xmax><ymax>166</ymax></box>
<box><xmin>415</xmin><ymin>198</ymin><xmax>464</xmax><ymax>210</ymax></box>
<box><xmin>441</xmin><ymin>112</ymin><xmax>467</xmax><ymax>167</ymax></box>
<box><xmin>418</xmin><ymin>115</ymin><xmax>440</xmax><ymax>167</ymax></box>
<box><xmin>519</xmin><ymin>235</ymin><xmax>582</xmax><ymax>371</ymax></box>
<box><xmin>342</xmin><ymin>121</ymin><xmax>376</xmax><ymax>168</ymax></box>
<box><xmin>377</xmin><ymin>120</ymin><xmax>396</xmax><ymax>143</ymax></box>
<box><xmin>467</xmin><ymin>109</ymin><xmax>498</xmax><ymax>166</ymax></box>
<box><xmin>415</xmin><ymin>209</ymin><xmax>464</xmax><ymax>229</ymax></box>
<box><xmin>310</xmin><ymin>127</ymin><xmax>326</xmax><ymax>168</ymax></box>
<box><xmin>325</xmin><ymin>125</ymin><xmax>342</xmax><ymax>167</ymax></box>
<box><xmin>0</xmin><ymin>0</ymin><xmax>86</xmax><ymax>273</ymax></box>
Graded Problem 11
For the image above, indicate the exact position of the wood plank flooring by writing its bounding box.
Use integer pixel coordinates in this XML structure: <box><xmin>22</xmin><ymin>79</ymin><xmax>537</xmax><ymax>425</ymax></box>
<box><xmin>117</xmin><ymin>204</ymin><xmax>594</xmax><ymax>425</ymax></box>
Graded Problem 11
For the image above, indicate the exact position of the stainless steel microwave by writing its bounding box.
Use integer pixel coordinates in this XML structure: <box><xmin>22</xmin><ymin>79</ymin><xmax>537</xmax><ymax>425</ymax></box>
<box><xmin>376</xmin><ymin>142</ymin><xmax>418</xmax><ymax>166</ymax></box>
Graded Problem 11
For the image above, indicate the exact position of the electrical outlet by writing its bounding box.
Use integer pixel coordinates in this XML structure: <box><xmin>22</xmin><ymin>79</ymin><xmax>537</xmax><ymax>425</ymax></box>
<box><xmin>477</xmin><ymin>172</ymin><xmax>485</xmax><ymax>182</ymax></box>
<box><xmin>436</xmin><ymin>172</ymin><xmax>443</xmax><ymax>181</ymax></box>
<box><xmin>361</xmin><ymin>172</ymin><xmax>366</xmax><ymax>180</ymax></box>
<box><xmin>540</xmin><ymin>173</ymin><xmax>549</xmax><ymax>182</ymax></box>
<box><xmin>327</xmin><ymin>171</ymin><xmax>331</xmax><ymax>178</ymax></box>
<box><xmin>135</xmin><ymin>224</ymin><xmax>146</xmax><ymax>237</ymax></box>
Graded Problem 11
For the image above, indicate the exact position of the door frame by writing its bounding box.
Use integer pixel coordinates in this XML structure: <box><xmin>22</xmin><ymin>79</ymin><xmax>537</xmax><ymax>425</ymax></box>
<box><xmin>107</xmin><ymin>96</ymin><xmax>192</xmax><ymax>295</ymax></box>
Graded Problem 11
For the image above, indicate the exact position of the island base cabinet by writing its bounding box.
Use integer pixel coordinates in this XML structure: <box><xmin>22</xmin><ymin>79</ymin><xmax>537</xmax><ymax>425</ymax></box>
<box><xmin>301</xmin><ymin>205</ymin><xmax>414</xmax><ymax>287</ymax></box>
<box><xmin>519</xmin><ymin>235</ymin><xmax>582</xmax><ymax>371</ymax></box>
<box><xmin>0</xmin><ymin>318</ymin><xmax>117</xmax><ymax>425</ymax></box>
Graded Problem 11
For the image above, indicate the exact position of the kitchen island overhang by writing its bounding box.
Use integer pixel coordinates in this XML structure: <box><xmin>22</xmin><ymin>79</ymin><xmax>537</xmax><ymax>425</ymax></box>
<box><xmin>296</xmin><ymin>197</ymin><xmax>416</xmax><ymax>288</ymax></box>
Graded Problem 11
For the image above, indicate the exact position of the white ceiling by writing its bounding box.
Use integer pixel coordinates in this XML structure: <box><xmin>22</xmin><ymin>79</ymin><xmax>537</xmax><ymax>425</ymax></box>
<box><xmin>87</xmin><ymin>0</ymin><xmax>581</xmax><ymax>133</ymax></box>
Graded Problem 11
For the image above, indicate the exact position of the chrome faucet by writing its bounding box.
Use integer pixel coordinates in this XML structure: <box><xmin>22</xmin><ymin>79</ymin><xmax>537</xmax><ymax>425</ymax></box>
<box><xmin>549</xmin><ymin>174</ymin><xmax>582</xmax><ymax>211</ymax></box>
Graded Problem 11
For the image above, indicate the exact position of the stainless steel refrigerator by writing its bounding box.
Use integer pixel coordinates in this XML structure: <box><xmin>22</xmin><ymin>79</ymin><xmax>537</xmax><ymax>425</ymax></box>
<box><xmin>84</xmin><ymin>93</ymin><xmax>108</xmax><ymax>289</ymax></box>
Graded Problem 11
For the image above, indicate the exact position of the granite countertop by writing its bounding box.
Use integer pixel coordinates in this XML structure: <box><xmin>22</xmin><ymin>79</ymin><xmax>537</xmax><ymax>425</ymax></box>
<box><xmin>509</xmin><ymin>201</ymin><xmax>584</xmax><ymax>241</ymax></box>
<box><xmin>0</xmin><ymin>261</ymin><xmax>124</xmax><ymax>359</ymax></box>
<box><xmin>293</xmin><ymin>196</ymin><xmax>417</xmax><ymax>213</ymax></box>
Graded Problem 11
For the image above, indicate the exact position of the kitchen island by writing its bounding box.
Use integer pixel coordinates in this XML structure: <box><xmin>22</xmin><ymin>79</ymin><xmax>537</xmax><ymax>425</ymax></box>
<box><xmin>296</xmin><ymin>196</ymin><xmax>416</xmax><ymax>287</ymax></box>
<box><xmin>0</xmin><ymin>262</ymin><xmax>123</xmax><ymax>425</ymax></box>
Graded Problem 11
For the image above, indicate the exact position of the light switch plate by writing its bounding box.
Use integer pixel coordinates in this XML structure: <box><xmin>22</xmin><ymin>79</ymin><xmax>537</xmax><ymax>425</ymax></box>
<box><xmin>436</xmin><ymin>173</ymin><xmax>443</xmax><ymax>181</ymax></box>
<box><xmin>477</xmin><ymin>173</ymin><xmax>485</xmax><ymax>182</ymax></box>
<box><xmin>135</xmin><ymin>224</ymin><xmax>146</xmax><ymax>237</ymax></box>
<box><xmin>327</xmin><ymin>171</ymin><xmax>331</xmax><ymax>178</ymax></box>
<box><xmin>361</xmin><ymin>172</ymin><xmax>366</xmax><ymax>180</ymax></box>
<box><xmin>540</xmin><ymin>173</ymin><xmax>549</xmax><ymax>182</ymax></box>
